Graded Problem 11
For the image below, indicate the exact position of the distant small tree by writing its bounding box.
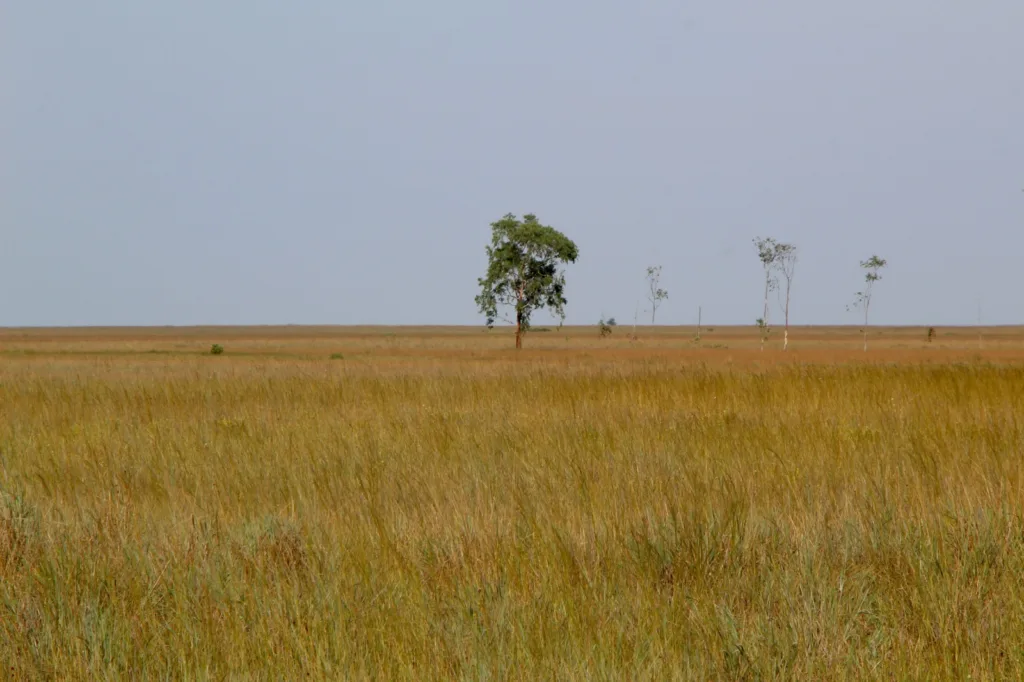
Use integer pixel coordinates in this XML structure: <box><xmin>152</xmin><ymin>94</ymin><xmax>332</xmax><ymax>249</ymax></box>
<box><xmin>606</xmin><ymin>317</ymin><xmax>617</xmax><ymax>326</ymax></box>
<box><xmin>773</xmin><ymin>243</ymin><xmax>798</xmax><ymax>350</ymax></box>
<box><xmin>755</xmin><ymin>318</ymin><xmax>770</xmax><ymax>346</ymax></box>
<box><xmin>753</xmin><ymin>237</ymin><xmax>779</xmax><ymax>351</ymax></box>
<box><xmin>476</xmin><ymin>213</ymin><xmax>579</xmax><ymax>349</ymax></box>
<box><xmin>847</xmin><ymin>255</ymin><xmax>887</xmax><ymax>351</ymax></box>
<box><xmin>598</xmin><ymin>318</ymin><xmax>613</xmax><ymax>337</ymax></box>
<box><xmin>645</xmin><ymin>265</ymin><xmax>669</xmax><ymax>324</ymax></box>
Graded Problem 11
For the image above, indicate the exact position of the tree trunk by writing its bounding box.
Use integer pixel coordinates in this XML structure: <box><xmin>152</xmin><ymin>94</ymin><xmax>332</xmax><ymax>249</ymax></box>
<box><xmin>761</xmin><ymin>275</ymin><xmax>769</xmax><ymax>351</ymax></box>
<box><xmin>515</xmin><ymin>286</ymin><xmax>525</xmax><ymax>349</ymax></box>
<box><xmin>863</xmin><ymin>300</ymin><xmax>869</xmax><ymax>352</ymax></box>
<box><xmin>783</xmin><ymin>291</ymin><xmax>790</xmax><ymax>351</ymax></box>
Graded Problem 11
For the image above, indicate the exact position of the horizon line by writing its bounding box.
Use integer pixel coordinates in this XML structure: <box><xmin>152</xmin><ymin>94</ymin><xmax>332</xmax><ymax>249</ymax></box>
<box><xmin>2</xmin><ymin>323</ymin><xmax>1021</xmax><ymax>331</ymax></box>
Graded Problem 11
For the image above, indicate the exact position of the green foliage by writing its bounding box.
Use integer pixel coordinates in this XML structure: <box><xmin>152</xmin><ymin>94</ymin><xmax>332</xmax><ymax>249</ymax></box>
<box><xmin>330</xmin><ymin>353</ymin><xmax>345</xmax><ymax>360</ymax></box>
<box><xmin>752</xmin><ymin>236</ymin><xmax>783</xmax><ymax>296</ymax></box>
<box><xmin>475</xmin><ymin>213</ymin><xmax>578</xmax><ymax>346</ymax></box>
<box><xmin>210</xmin><ymin>344</ymin><xmax>225</xmax><ymax>356</ymax></box>
<box><xmin>753</xmin><ymin>236</ymin><xmax>779</xmax><ymax>268</ymax></box>
<box><xmin>606</xmin><ymin>317</ymin><xmax>617</xmax><ymax>326</ymax></box>
<box><xmin>598</xmin><ymin>318</ymin><xmax>613</xmax><ymax>338</ymax></box>
<box><xmin>861</xmin><ymin>255</ymin><xmax>887</xmax><ymax>283</ymax></box>
<box><xmin>849</xmin><ymin>255</ymin><xmax>888</xmax><ymax>314</ymax></box>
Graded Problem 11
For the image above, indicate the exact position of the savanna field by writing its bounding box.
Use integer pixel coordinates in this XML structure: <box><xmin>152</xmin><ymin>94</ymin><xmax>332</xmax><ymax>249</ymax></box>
<box><xmin>2</xmin><ymin>325</ymin><xmax>1024</xmax><ymax>680</ymax></box>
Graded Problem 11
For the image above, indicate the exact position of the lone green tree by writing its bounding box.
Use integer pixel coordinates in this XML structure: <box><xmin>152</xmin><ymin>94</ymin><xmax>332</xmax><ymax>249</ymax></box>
<box><xmin>848</xmin><ymin>255</ymin><xmax>887</xmax><ymax>351</ymax></box>
<box><xmin>475</xmin><ymin>213</ymin><xmax>579</xmax><ymax>349</ymax></box>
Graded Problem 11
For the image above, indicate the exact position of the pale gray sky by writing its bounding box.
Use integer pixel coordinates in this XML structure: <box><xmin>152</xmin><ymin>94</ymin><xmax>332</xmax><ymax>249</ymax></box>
<box><xmin>3</xmin><ymin>1</ymin><xmax>1022</xmax><ymax>327</ymax></box>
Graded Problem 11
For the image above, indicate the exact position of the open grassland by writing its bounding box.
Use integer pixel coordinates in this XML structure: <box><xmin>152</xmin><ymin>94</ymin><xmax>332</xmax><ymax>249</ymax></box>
<box><xmin>2</xmin><ymin>325</ymin><xmax>1024</xmax><ymax>679</ymax></box>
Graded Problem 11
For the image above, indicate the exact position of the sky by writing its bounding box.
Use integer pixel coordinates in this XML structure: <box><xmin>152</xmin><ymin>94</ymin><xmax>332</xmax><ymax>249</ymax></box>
<box><xmin>3</xmin><ymin>1</ymin><xmax>1023</xmax><ymax>327</ymax></box>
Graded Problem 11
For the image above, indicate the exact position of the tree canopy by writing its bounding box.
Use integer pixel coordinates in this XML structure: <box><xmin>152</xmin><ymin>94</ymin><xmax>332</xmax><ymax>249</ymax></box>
<box><xmin>475</xmin><ymin>213</ymin><xmax>579</xmax><ymax>348</ymax></box>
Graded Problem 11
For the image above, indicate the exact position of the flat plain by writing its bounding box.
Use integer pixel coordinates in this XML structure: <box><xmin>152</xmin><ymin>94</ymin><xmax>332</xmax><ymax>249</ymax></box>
<box><xmin>2</xmin><ymin>324</ymin><xmax>1024</xmax><ymax>679</ymax></box>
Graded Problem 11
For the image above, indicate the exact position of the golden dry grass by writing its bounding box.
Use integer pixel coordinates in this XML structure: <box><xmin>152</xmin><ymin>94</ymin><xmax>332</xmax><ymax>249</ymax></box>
<box><xmin>2</xmin><ymin>325</ymin><xmax>1024</xmax><ymax>679</ymax></box>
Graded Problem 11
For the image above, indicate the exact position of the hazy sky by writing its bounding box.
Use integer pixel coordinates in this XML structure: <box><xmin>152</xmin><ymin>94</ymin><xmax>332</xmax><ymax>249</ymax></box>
<box><xmin>3</xmin><ymin>1</ymin><xmax>1022</xmax><ymax>327</ymax></box>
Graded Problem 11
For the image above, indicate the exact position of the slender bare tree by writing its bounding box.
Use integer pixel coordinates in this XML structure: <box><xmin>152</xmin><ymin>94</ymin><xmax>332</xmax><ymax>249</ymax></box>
<box><xmin>753</xmin><ymin>237</ymin><xmax>779</xmax><ymax>351</ymax></box>
<box><xmin>645</xmin><ymin>265</ymin><xmax>668</xmax><ymax>325</ymax></box>
<box><xmin>847</xmin><ymin>255</ymin><xmax>887</xmax><ymax>351</ymax></box>
<box><xmin>773</xmin><ymin>243</ymin><xmax>798</xmax><ymax>350</ymax></box>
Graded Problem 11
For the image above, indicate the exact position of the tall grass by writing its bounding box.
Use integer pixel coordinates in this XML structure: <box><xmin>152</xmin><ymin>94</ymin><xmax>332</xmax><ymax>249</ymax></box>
<box><xmin>1</xmin><ymin>355</ymin><xmax>1023</xmax><ymax>679</ymax></box>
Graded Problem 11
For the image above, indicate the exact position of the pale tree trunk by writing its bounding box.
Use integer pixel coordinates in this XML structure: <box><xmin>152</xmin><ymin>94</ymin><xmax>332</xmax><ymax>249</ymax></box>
<box><xmin>863</xmin><ymin>298</ymin><xmax>870</xmax><ymax>352</ymax></box>
<box><xmin>761</xmin><ymin>275</ymin><xmax>769</xmax><ymax>351</ymax></box>
<box><xmin>783</xmin><ymin>288</ymin><xmax>790</xmax><ymax>351</ymax></box>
